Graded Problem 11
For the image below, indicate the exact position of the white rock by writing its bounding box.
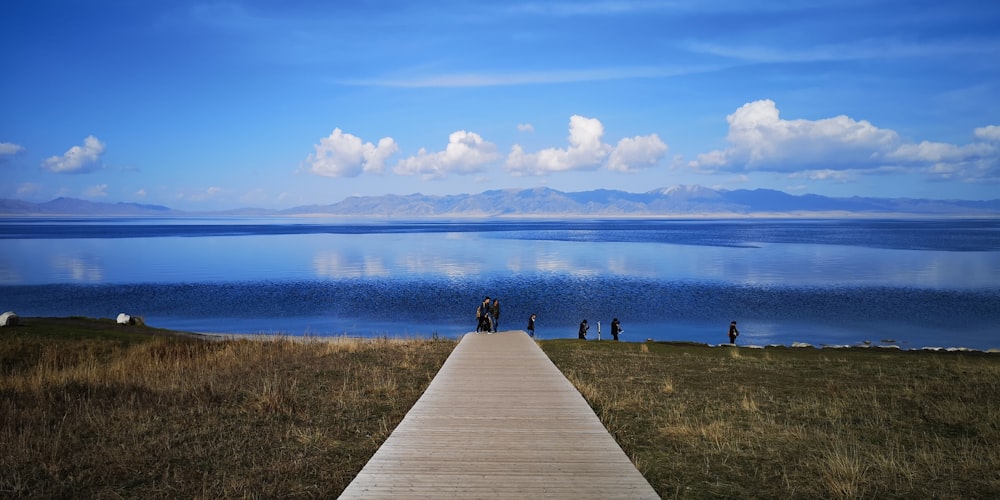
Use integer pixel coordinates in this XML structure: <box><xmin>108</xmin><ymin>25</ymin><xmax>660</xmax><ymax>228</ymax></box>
<box><xmin>791</xmin><ymin>342</ymin><xmax>814</xmax><ymax>348</ymax></box>
<box><xmin>116</xmin><ymin>313</ymin><xmax>132</xmax><ymax>325</ymax></box>
<box><xmin>0</xmin><ymin>311</ymin><xmax>18</xmax><ymax>327</ymax></box>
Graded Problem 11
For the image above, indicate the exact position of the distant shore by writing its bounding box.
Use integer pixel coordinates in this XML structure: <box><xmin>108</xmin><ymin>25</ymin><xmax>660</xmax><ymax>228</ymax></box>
<box><xmin>5</xmin><ymin>315</ymin><xmax>998</xmax><ymax>353</ymax></box>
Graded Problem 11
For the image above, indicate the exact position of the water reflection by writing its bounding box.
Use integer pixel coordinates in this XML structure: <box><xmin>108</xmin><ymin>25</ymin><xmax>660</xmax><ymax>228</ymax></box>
<box><xmin>2</xmin><ymin>219</ymin><xmax>998</xmax><ymax>349</ymax></box>
<box><xmin>52</xmin><ymin>255</ymin><xmax>104</xmax><ymax>282</ymax></box>
<box><xmin>313</xmin><ymin>252</ymin><xmax>390</xmax><ymax>278</ymax></box>
<box><xmin>0</xmin><ymin>229</ymin><xmax>998</xmax><ymax>289</ymax></box>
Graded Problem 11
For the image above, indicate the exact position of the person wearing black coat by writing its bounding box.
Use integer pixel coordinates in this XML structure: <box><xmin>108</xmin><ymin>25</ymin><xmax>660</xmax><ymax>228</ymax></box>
<box><xmin>610</xmin><ymin>318</ymin><xmax>622</xmax><ymax>341</ymax></box>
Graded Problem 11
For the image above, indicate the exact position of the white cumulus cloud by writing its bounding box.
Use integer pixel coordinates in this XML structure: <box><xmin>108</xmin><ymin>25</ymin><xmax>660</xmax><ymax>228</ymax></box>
<box><xmin>689</xmin><ymin>100</ymin><xmax>1000</xmax><ymax>183</ymax></box>
<box><xmin>394</xmin><ymin>130</ymin><xmax>501</xmax><ymax>179</ymax></box>
<box><xmin>607</xmin><ymin>134</ymin><xmax>668</xmax><ymax>173</ymax></box>
<box><xmin>506</xmin><ymin>115</ymin><xmax>612</xmax><ymax>175</ymax></box>
<box><xmin>974</xmin><ymin>125</ymin><xmax>1000</xmax><ymax>142</ymax></box>
<box><xmin>42</xmin><ymin>136</ymin><xmax>106</xmax><ymax>173</ymax></box>
<box><xmin>507</xmin><ymin>115</ymin><xmax>666</xmax><ymax>175</ymax></box>
<box><xmin>517</xmin><ymin>123</ymin><xmax>535</xmax><ymax>133</ymax></box>
<box><xmin>307</xmin><ymin>128</ymin><xmax>399</xmax><ymax>178</ymax></box>
<box><xmin>690</xmin><ymin>100</ymin><xmax>898</xmax><ymax>172</ymax></box>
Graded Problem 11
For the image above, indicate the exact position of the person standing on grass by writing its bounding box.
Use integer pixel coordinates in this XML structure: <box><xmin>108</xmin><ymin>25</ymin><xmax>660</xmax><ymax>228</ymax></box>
<box><xmin>728</xmin><ymin>321</ymin><xmax>739</xmax><ymax>344</ymax></box>
<box><xmin>610</xmin><ymin>318</ymin><xmax>622</xmax><ymax>341</ymax></box>
<box><xmin>527</xmin><ymin>313</ymin><xmax>536</xmax><ymax>338</ymax></box>
<box><xmin>578</xmin><ymin>319</ymin><xmax>589</xmax><ymax>339</ymax></box>
<box><xmin>491</xmin><ymin>298</ymin><xmax>500</xmax><ymax>333</ymax></box>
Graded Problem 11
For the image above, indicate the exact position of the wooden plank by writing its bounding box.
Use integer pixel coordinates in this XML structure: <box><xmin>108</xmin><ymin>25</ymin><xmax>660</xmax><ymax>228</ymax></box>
<box><xmin>339</xmin><ymin>331</ymin><xmax>660</xmax><ymax>499</ymax></box>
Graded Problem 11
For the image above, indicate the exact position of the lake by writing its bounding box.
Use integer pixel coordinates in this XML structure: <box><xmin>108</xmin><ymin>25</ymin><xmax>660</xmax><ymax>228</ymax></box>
<box><xmin>1</xmin><ymin>217</ymin><xmax>998</xmax><ymax>350</ymax></box>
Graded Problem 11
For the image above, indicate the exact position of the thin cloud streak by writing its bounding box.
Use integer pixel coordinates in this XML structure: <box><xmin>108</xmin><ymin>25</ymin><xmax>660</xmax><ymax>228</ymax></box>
<box><xmin>685</xmin><ymin>38</ymin><xmax>1000</xmax><ymax>63</ymax></box>
<box><xmin>332</xmin><ymin>65</ymin><xmax>719</xmax><ymax>88</ymax></box>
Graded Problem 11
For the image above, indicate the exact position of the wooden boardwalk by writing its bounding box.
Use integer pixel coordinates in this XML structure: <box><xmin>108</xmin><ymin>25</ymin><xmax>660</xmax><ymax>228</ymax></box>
<box><xmin>339</xmin><ymin>330</ymin><xmax>660</xmax><ymax>499</ymax></box>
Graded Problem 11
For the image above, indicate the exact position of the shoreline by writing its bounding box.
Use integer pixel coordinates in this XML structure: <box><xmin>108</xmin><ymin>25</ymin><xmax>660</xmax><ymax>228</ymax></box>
<box><xmin>4</xmin><ymin>315</ymin><xmax>997</xmax><ymax>354</ymax></box>
<box><xmin>203</xmin><ymin>331</ymin><xmax>1000</xmax><ymax>353</ymax></box>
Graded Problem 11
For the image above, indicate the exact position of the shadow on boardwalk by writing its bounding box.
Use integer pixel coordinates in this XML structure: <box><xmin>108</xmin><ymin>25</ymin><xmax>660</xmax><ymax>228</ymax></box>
<box><xmin>340</xmin><ymin>330</ymin><xmax>659</xmax><ymax>499</ymax></box>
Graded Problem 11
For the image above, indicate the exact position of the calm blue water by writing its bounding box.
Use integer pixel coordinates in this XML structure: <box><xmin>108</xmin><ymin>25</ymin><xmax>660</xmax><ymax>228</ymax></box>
<box><xmin>1</xmin><ymin>217</ymin><xmax>998</xmax><ymax>350</ymax></box>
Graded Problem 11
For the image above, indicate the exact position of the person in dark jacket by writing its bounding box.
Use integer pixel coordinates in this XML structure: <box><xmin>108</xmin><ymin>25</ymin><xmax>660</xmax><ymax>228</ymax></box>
<box><xmin>578</xmin><ymin>319</ymin><xmax>589</xmax><ymax>339</ymax></box>
<box><xmin>610</xmin><ymin>318</ymin><xmax>622</xmax><ymax>341</ymax></box>
<box><xmin>491</xmin><ymin>298</ymin><xmax>500</xmax><ymax>332</ymax></box>
<box><xmin>476</xmin><ymin>297</ymin><xmax>491</xmax><ymax>333</ymax></box>
<box><xmin>527</xmin><ymin>313</ymin><xmax>536</xmax><ymax>338</ymax></box>
<box><xmin>728</xmin><ymin>321</ymin><xmax>740</xmax><ymax>344</ymax></box>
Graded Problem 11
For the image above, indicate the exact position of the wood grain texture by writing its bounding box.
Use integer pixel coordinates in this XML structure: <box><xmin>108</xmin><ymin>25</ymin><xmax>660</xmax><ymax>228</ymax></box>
<box><xmin>340</xmin><ymin>331</ymin><xmax>660</xmax><ymax>499</ymax></box>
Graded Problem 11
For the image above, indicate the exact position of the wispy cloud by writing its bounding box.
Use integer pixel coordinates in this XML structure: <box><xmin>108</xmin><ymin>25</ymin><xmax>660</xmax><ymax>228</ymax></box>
<box><xmin>684</xmin><ymin>38</ymin><xmax>1000</xmax><ymax>63</ymax></box>
<box><xmin>334</xmin><ymin>65</ymin><xmax>714</xmax><ymax>88</ymax></box>
<box><xmin>17</xmin><ymin>183</ymin><xmax>41</xmax><ymax>196</ymax></box>
<box><xmin>85</xmin><ymin>184</ymin><xmax>109</xmax><ymax>198</ymax></box>
<box><xmin>0</xmin><ymin>142</ymin><xmax>25</xmax><ymax>161</ymax></box>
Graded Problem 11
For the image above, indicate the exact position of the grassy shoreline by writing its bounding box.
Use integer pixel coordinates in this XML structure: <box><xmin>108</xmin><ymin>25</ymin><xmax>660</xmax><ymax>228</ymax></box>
<box><xmin>542</xmin><ymin>339</ymin><xmax>1000</xmax><ymax>499</ymax></box>
<box><xmin>3</xmin><ymin>318</ymin><xmax>998</xmax><ymax>498</ymax></box>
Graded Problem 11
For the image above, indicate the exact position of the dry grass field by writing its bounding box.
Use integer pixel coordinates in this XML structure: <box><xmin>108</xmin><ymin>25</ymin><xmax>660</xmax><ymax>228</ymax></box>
<box><xmin>4</xmin><ymin>319</ymin><xmax>998</xmax><ymax>498</ymax></box>
<box><xmin>0</xmin><ymin>318</ymin><xmax>454</xmax><ymax>498</ymax></box>
<box><xmin>541</xmin><ymin>339</ymin><xmax>1000</xmax><ymax>499</ymax></box>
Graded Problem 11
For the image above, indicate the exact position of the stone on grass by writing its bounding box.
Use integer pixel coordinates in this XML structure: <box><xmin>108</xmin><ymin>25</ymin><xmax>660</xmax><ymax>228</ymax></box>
<box><xmin>116</xmin><ymin>313</ymin><xmax>133</xmax><ymax>325</ymax></box>
<box><xmin>0</xmin><ymin>311</ymin><xmax>18</xmax><ymax>327</ymax></box>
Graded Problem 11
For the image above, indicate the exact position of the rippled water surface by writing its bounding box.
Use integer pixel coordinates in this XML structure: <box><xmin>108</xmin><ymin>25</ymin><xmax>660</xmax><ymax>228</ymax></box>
<box><xmin>1</xmin><ymin>217</ymin><xmax>998</xmax><ymax>349</ymax></box>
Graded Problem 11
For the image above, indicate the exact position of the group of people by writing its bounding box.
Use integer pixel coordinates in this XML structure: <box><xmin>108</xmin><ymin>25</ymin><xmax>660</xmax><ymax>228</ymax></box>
<box><xmin>475</xmin><ymin>297</ymin><xmax>540</xmax><ymax>338</ymax></box>
<box><xmin>474</xmin><ymin>298</ymin><xmax>740</xmax><ymax>344</ymax></box>
<box><xmin>475</xmin><ymin>298</ymin><xmax>626</xmax><ymax>341</ymax></box>
<box><xmin>577</xmin><ymin>318</ymin><xmax>623</xmax><ymax>341</ymax></box>
<box><xmin>475</xmin><ymin>297</ymin><xmax>501</xmax><ymax>333</ymax></box>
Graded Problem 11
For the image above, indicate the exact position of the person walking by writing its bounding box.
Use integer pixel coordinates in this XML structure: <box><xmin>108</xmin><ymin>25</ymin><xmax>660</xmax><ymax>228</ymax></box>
<box><xmin>491</xmin><ymin>298</ymin><xmax>501</xmax><ymax>333</ymax></box>
<box><xmin>610</xmin><ymin>318</ymin><xmax>622</xmax><ymax>341</ymax></box>
<box><xmin>527</xmin><ymin>313</ymin><xmax>536</xmax><ymax>338</ymax></box>
<box><xmin>476</xmin><ymin>297</ymin><xmax>491</xmax><ymax>333</ymax></box>
<box><xmin>728</xmin><ymin>321</ymin><xmax>740</xmax><ymax>344</ymax></box>
<box><xmin>578</xmin><ymin>319</ymin><xmax>589</xmax><ymax>340</ymax></box>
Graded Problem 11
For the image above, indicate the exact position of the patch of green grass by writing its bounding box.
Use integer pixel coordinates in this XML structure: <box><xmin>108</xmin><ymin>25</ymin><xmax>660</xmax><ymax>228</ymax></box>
<box><xmin>541</xmin><ymin>340</ymin><xmax>1000</xmax><ymax>499</ymax></box>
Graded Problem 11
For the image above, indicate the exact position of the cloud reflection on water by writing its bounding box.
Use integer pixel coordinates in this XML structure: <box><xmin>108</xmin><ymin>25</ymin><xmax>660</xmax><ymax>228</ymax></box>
<box><xmin>312</xmin><ymin>252</ymin><xmax>389</xmax><ymax>279</ymax></box>
<box><xmin>52</xmin><ymin>255</ymin><xmax>103</xmax><ymax>283</ymax></box>
<box><xmin>2</xmin><ymin>219</ymin><xmax>998</xmax><ymax>349</ymax></box>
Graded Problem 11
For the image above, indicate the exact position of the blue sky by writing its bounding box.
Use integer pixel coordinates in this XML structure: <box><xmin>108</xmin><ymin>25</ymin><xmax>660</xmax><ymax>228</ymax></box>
<box><xmin>2</xmin><ymin>0</ymin><xmax>999</xmax><ymax>211</ymax></box>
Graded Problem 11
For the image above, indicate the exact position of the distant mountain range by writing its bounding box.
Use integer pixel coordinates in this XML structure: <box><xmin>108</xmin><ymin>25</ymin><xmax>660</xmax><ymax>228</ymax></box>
<box><xmin>0</xmin><ymin>197</ymin><xmax>175</xmax><ymax>216</ymax></box>
<box><xmin>3</xmin><ymin>186</ymin><xmax>1000</xmax><ymax>217</ymax></box>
